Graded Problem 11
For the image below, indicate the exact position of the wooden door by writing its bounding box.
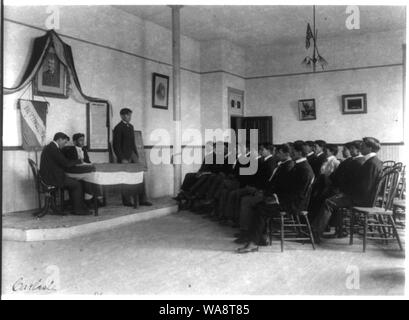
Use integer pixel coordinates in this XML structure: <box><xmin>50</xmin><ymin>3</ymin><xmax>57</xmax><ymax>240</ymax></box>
<box><xmin>243</xmin><ymin>116</ymin><xmax>273</xmax><ymax>144</ymax></box>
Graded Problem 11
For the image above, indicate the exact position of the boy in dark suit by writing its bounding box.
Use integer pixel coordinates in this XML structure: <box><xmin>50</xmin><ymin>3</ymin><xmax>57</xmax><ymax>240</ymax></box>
<box><xmin>113</xmin><ymin>108</ymin><xmax>152</xmax><ymax>207</ymax></box>
<box><xmin>63</xmin><ymin>133</ymin><xmax>106</xmax><ymax>207</ymax></box>
<box><xmin>312</xmin><ymin>137</ymin><xmax>383</xmax><ymax>241</ymax></box>
<box><xmin>221</xmin><ymin>145</ymin><xmax>262</xmax><ymax>223</ymax></box>
<box><xmin>174</xmin><ymin>141</ymin><xmax>214</xmax><ymax>201</ymax></box>
<box><xmin>235</xmin><ymin>143</ymin><xmax>294</xmax><ymax>243</ymax></box>
<box><xmin>40</xmin><ymin>132</ymin><xmax>91</xmax><ymax>215</ymax></box>
<box><xmin>311</xmin><ymin>140</ymin><xmax>327</xmax><ymax>177</ymax></box>
<box><xmin>237</xmin><ymin>140</ymin><xmax>314</xmax><ymax>253</ymax></box>
<box><xmin>62</xmin><ymin>133</ymin><xmax>90</xmax><ymax>163</ymax></box>
<box><xmin>236</xmin><ymin>143</ymin><xmax>276</xmax><ymax>231</ymax></box>
<box><xmin>304</xmin><ymin>140</ymin><xmax>317</xmax><ymax>166</ymax></box>
<box><xmin>330</xmin><ymin>141</ymin><xmax>365</xmax><ymax>195</ymax></box>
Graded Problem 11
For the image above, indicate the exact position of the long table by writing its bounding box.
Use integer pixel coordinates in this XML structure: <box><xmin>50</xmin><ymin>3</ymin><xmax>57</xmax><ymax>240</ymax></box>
<box><xmin>66</xmin><ymin>163</ymin><xmax>145</xmax><ymax>216</ymax></box>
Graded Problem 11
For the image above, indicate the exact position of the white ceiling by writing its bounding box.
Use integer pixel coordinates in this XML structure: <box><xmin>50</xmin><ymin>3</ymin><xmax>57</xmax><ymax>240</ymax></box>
<box><xmin>113</xmin><ymin>5</ymin><xmax>406</xmax><ymax>47</ymax></box>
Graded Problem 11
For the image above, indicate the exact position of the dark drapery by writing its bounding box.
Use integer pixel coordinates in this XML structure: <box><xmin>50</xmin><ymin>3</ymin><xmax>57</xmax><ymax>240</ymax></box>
<box><xmin>4</xmin><ymin>29</ymin><xmax>115</xmax><ymax>162</ymax></box>
<box><xmin>4</xmin><ymin>29</ymin><xmax>107</xmax><ymax>104</ymax></box>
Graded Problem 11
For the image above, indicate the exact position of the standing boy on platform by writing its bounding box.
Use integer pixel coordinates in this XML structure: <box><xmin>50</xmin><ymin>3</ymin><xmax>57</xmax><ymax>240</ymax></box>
<box><xmin>113</xmin><ymin>108</ymin><xmax>152</xmax><ymax>207</ymax></box>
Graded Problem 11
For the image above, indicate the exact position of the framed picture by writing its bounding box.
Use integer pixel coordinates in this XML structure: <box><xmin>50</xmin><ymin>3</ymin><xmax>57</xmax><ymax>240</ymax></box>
<box><xmin>342</xmin><ymin>94</ymin><xmax>367</xmax><ymax>114</ymax></box>
<box><xmin>298</xmin><ymin>99</ymin><xmax>316</xmax><ymax>121</ymax></box>
<box><xmin>152</xmin><ymin>73</ymin><xmax>169</xmax><ymax>109</ymax></box>
<box><xmin>33</xmin><ymin>47</ymin><xmax>68</xmax><ymax>98</ymax></box>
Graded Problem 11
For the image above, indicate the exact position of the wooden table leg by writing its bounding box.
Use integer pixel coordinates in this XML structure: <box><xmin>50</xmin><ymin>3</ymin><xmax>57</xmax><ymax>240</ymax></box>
<box><xmin>134</xmin><ymin>192</ymin><xmax>139</xmax><ymax>209</ymax></box>
<box><xmin>103</xmin><ymin>189</ymin><xmax>107</xmax><ymax>207</ymax></box>
<box><xmin>94</xmin><ymin>195</ymin><xmax>99</xmax><ymax>216</ymax></box>
<box><xmin>60</xmin><ymin>188</ymin><xmax>64</xmax><ymax>213</ymax></box>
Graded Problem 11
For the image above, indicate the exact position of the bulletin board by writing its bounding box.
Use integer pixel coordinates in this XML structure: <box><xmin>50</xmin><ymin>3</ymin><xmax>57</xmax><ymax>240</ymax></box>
<box><xmin>134</xmin><ymin>130</ymin><xmax>148</xmax><ymax>171</ymax></box>
<box><xmin>87</xmin><ymin>102</ymin><xmax>109</xmax><ymax>151</ymax></box>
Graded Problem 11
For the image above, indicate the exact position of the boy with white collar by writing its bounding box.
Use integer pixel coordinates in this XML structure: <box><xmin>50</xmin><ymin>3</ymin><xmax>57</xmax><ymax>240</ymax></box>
<box><xmin>313</xmin><ymin>137</ymin><xmax>383</xmax><ymax>242</ymax></box>
<box><xmin>238</xmin><ymin>141</ymin><xmax>314</xmax><ymax>253</ymax></box>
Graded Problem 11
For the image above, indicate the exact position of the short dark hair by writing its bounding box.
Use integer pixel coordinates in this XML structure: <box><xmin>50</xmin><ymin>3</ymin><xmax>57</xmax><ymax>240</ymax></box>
<box><xmin>315</xmin><ymin>140</ymin><xmax>327</xmax><ymax>148</ymax></box>
<box><xmin>305</xmin><ymin>140</ymin><xmax>315</xmax><ymax>147</ymax></box>
<box><xmin>260</xmin><ymin>142</ymin><xmax>275</xmax><ymax>153</ymax></box>
<box><xmin>345</xmin><ymin>140</ymin><xmax>362</xmax><ymax>151</ymax></box>
<box><xmin>326</xmin><ymin>144</ymin><xmax>339</xmax><ymax>156</ymax></box>
<box><xmin>277</xmin><ymin>143</ymin><xmax>291</xmax><ymax>154</ymax></box>
<box><xmin>293</xmin><ymin>140</ymin><xmax>306</xmax><ymax>155</ymax></box>
<box><xmin>73</xmin><ymin>133</ymin><xmax>85</xmax><ymax>142</ymax></box>
<box><xmin>363</xmin><ymin>137</ymin><xmax>381</xmax><ymax>152</ymax></box>
<box><xmin>120</xmin><ymin>108</ymin><xmax>132</xmax><ymax>115</ymax></box>
<box><xmin>53</xmin><ymin>132</ymin><xmax>69</xmax><ymax>141</ymax></box>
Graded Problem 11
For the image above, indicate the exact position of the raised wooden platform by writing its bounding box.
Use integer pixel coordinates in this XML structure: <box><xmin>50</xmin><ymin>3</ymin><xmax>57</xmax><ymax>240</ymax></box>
<box><xmin>3</xmin><ymin>197</ymin><xmax>177</xmax><ymax>242</ymax></box>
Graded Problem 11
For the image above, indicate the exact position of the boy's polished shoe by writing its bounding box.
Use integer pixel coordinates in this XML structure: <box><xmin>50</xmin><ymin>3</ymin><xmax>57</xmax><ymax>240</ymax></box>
<box><xmin>237</xmin><ymin>242</ymin><xmax>259</xmax><ymax>254</ymax></box>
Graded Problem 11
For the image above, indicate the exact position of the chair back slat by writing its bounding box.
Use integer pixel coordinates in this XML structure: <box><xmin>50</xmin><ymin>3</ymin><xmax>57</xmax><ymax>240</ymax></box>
<box><xmin>393</xmin><ymin>162</ymin><xmax>403</xmax><ymax>172</ymax></box>
<box><xmin>28</xmin><ymin>158</ymin><xmax>40</xmax><ymax>191</ymax></box>
<box><xmin>382</xmin><ymin>160</ymin><xmax>395</xmax><ymax>168</ymax></box>
<box><xmin>373</xmin><ymin>168</ymin><xmax>401</xmax><ymax>211</ymax></box>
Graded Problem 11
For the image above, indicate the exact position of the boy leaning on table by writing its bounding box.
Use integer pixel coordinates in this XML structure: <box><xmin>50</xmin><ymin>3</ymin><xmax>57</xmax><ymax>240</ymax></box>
<box><xmin>40</xmin><ymin>132</ymin><xmax>92</xmax><ymax>216</ymax></box>
<box><xmin>63</xmin><ymin>133</ymin><xmax>104</xmax><ymax>208</ymax></box>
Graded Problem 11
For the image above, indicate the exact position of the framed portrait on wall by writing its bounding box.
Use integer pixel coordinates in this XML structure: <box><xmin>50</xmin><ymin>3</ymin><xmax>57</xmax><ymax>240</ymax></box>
<box><xmin>298</xmin><ymin>99</ymin><xmax>316</xmax><ymax>121</ymax></box>
<box><xmin>152</xmin><ymin>73</ymin><xmax>169</xmax><ymax>109</ymax></box>
<box><xmin>342</xmin><ymin>94</ymin><xmax>367</xmax><ymax>114</ymax></box>
<box><xmin>33</xmin><ymin>47</ymin><xmax>68</xmax><ymax>98</ymax></box>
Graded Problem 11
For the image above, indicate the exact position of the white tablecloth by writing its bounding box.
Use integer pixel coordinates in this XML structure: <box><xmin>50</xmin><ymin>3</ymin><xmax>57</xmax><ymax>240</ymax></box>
<box><xmin>66</xmin><ymin>171</ymin><xmax>144</xmax><ymax>185</ymax></box>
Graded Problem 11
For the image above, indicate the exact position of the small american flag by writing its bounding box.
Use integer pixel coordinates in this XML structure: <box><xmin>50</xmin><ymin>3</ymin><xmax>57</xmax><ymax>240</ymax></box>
<box><xmin>306</xmin><ymin>23</ymin><xmax>314</xmax><ymax>49</ymax></box>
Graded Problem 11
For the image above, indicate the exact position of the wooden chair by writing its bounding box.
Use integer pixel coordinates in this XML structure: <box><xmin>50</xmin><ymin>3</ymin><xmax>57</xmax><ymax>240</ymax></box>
<box><xmin>393</xmin><ymin>165</ymin><xmax>405</xmax><ymax>229</ymax></box>
<box><xmin>382</xmin><ymin>160</ymin><xmax>395</xmax><ymax>169</ymax></box>
<box><xmin>337</xmin><ymin>164</ymin><xmax>405</xmax><ymax>238</ymax></box>
<box><xmin>393</xmin><ymin>162</ymin><xmax>403</xmax><ymax>172</ymax></box>
<box><xmin>266</xmin><ymin>178</ymin><xmax>316</xmax><ymax>252</ymax></box>
<box><xmin>350</xmin><ymin>168</ymin><xmax>403</xmax><ymax>252</ymax></box>
<box><xmin>28</xmin><ymin>159</ymin><xmax>62</xmax><ymax>218</ymax></box>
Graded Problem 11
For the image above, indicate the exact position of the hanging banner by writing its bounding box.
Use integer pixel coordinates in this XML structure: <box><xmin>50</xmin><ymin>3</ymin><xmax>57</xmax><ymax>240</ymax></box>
<box><xmin>18</xmin><ymin>99</ymin><xmax>48</xmax><ymax>150</ymax></box>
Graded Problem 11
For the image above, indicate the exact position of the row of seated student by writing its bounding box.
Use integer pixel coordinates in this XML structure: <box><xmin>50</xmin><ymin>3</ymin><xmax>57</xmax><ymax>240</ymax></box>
<box><xmin>174</xmin><ymin>138</ymin><xmax>383</xmax><ymax>254</ymax></box>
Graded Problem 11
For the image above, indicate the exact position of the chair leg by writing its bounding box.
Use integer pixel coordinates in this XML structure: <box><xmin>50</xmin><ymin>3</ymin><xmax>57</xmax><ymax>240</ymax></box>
<box><xmin>280</xmin><ymin>214</ymin><xmax>285</xmax><ymax>252</ymax></box>
<box><xmin>304</xmin><ymin>215</ymin><xmax>316</xmax><ymax>250</ymax></box>
<box><xmin>389</xmin><ymin>216</ymin><xmax>403</xmax><ymax>251</ymax></box>
<box><xmin>37</xmin><ymin>190</ymin><xmax>42</xmax><ymax>211</ymax></box>
<box><xmin>377</xmin><ymin>215</ymin><xmax>388</xmax><ymax>245</ymax></box>
<box><xmin>35</xmin><ymin>195</ymin><xmax>51</xmax><ymax>218</ymax></box>
<box><xmin>295</xmin><ymin>215</ymin><xmax>305</xmax><ymax>245</ymax></box>
<box><xmin>268</xmin><ymin>219</ymin><xmax>273</xmax><ymax>246</ymax></box>
<box><xmin>350</xmin><ymin>213</ymin><xmax>355</xmax><ymax>245</ymax></box>
<box><xmin>363</xmin><ymin>214</ymin><xmax>368</xmax><ymax>253</ymax></box>
<box><xmin>50</xmin><ymin>194</ymin><xmax>62</xmax><ymax>215</ymax></box>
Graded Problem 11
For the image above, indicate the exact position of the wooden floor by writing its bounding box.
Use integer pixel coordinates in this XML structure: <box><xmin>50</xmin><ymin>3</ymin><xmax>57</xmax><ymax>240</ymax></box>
<box><xmin>2</xmin><ymin>210</ymin><xmax>405</xmax><ymax>296</ymax></box>
<box><xmin>3</xmin><ymin>197</ymin><xmax>175</xmax><ymax>230</ymax></box>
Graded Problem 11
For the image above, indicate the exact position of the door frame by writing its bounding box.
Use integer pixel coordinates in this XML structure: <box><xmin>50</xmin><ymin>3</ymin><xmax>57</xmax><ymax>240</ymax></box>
<box><xmin>227</xmin><ymin>87</ymin><xmax>244</xmax><ymax>120</ymax></box>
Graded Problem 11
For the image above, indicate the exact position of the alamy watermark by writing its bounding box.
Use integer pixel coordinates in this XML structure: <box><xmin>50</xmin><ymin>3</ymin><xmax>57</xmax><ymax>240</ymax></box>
<box><xmin>345</xmin><ymin>265</ymin><xmax>360</xmax><ymax>290</ymax></box>
<box><xmin>149</xmin><ymin>126</ymin><xmax>260</xmax><ymax>175</ymax></box>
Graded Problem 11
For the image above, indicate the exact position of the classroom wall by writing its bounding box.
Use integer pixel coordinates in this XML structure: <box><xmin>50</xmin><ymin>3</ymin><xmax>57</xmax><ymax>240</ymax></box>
<box><xmin>2</xmin><ymin>6</ymin><xmax>406</xmax><ymax>214</ymax></box>
<box><xmin>200</xmin><ymin>39</ymin><xmax>246</xmax><ymax>139</ymax></box>
<box><xmin>244</xmin><ymin>29</ymin><xmax>405</xmax><ymax>147</ymax></box>
<box><xmin>2</xmin><ymin>5</ymin><xmax>202</xmax><ymax>213</ymax></box>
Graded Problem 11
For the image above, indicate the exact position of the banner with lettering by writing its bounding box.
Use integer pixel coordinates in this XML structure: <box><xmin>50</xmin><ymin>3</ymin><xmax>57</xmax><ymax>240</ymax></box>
<box><xmin>18</xmin><ymin>99</ymin><xmax>48</xmax><ymax>151</ymax></box>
